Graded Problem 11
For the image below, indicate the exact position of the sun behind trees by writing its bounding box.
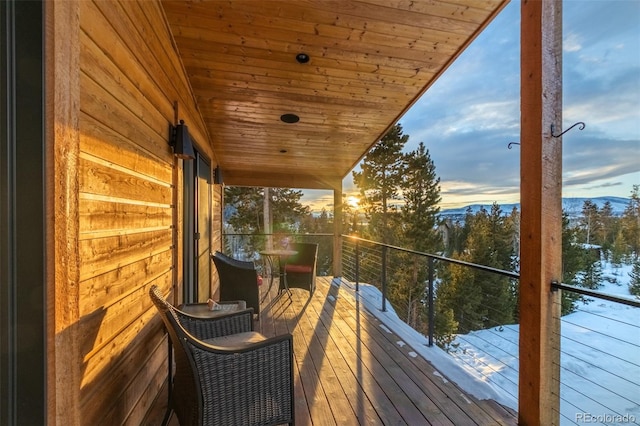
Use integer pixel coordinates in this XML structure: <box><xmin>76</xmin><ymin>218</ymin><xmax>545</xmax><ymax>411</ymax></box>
<box><xmin>223</xmin><ymin>125</ymin><xmax>640</xmax><ymax>349</ymax></box>
<box><xmin>353</xmin><ymin>123</ymin><xmax>443</xmax><ymax>334</ymax></box>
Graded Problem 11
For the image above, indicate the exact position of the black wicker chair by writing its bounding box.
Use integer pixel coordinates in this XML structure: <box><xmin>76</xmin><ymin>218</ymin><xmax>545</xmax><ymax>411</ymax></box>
<box><xmin>211</xmin><ymin>251</ymin><xmax>261</xmax><ymax>317</ymax></box>
<box><xmin>282</xmin><ymin>242</ymin><xmax>318</xmax><ymax>294</ymax></box>
<box><xmin>149</xmin><ymin>285</ymin><xmax>295</xmax><ymax>426</ymax></box>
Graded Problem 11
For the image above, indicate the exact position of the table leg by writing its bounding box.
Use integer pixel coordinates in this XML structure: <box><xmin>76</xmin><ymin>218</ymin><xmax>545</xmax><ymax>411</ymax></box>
<box><xmin>279</xmin><ymin>256</ymin><xmax>292</xmax><ymax>297</ymax></box>
<box><xmin>261</xmin><ymin>255</ymin><xmax>276</xmax><ymax>302</ymax></box>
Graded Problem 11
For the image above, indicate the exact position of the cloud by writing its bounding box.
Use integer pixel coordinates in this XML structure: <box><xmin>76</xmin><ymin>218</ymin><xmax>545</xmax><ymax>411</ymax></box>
<box><xmin>564</xmin><ymin>32</ymin><xmax>583</xmax><ymax>53</ymax></box>
<box><xmin>563</xmin><ymin>161</ymin><xmax>639</xmax><ymax>187</ymax></box>
<box><xmin>585</xmin><ymin>181</ymin><xmax>624</xmax><ymax>190</ymax></box>
<box><xmin>306</xmin><ymin>1</ymin><xmax>639</xmax><ymax>211</ymax></box>
<box><xmin>402</xmin><ymin>1</ymin><xmax>639</xmax><ymax>207</ymax></box>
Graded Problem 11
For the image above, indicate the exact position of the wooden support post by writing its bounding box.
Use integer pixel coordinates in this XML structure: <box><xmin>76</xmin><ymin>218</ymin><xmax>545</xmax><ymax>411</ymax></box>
<box><xmin>264</xmin><ymin>187</ymin><xmax>273</xmax><ymax>249</ymax></box>
<box><xmin>333</xmin><ymin>185</ymin><xmax>343</xmax><ymax>277</ymax></box>
<box><xmin>519</xmin><ymin>1</ymin><xmax>562</xmax><ymax>425</ymax></box>
<box><xmin>47</xmin><ymin>1</ymin><xmax>81</xmax><ymax>424</ymax></box>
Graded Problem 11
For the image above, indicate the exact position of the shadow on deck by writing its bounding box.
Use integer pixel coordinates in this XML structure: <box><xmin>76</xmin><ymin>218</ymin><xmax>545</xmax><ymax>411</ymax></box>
<box><xmin>147</xmin><ymin>276</ymin><xmax>517</xmax><ymax>425</ymax></box>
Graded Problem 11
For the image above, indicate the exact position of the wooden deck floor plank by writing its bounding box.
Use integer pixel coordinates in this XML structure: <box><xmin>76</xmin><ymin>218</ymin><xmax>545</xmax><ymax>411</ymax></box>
<box><xmin>302</xmin><ymin>285</ymin><xmax>405</xmax><ymax>425</ymax></box>
<box><xmin>146</xmin><ymin>275</ymin><xmax>517</xmax><ymax>425</ymax></box>
<box><xmin>291</xmin><ymin>288</ymin><xmax>391</xmax><ymax>425</ymax></box>
<box><xmin>305</xmin><ymin>300</ymin><xmax>410</xmax><ymax>425</ymax></box>
<box><xmin>327</xmin><ymin>294</ymin><xmax>462</xmax><ymax>425</ymax></box>
<box><xmin>330</xmin><ymin>279</ymin><xmax>517</xmax><ymax>425</ymax></box>
<box><xmin>312</xmin><ymin>281</ymin><xmax>458</xmax><ymax>426</ymax></box>
<box><xmin>332</xmin><ymin>281</ymin><xmax>506</xmax><ymax>423</ymax></box>
<box><xmin>325</xmin><ymin>281</ymin><xmax>484</xmax><ymax>425</ymax></box>
<box><xmin>261</xmin><ymin>287</ymin><xmax>315</xmax><ymax>425</ymax></box>
<box><xmin>284</xmin><ymin>300</ymin><xmax>337</xmax><ymax>426</ymax></box>
<box><xmin>481</xmin><ymin>400</ymin><xmax>520</xmax><ymax>425</ymax></box>
<box><xmin>276</xmin><ymin>291</ymin><xmax>337</xmax><ymax>426</ymax></box>
<box><xmin>288</xmin><ymin>291</ymin><xmax>355</xmax><ymax>423</ymax></box>
<box><xmin>287</xmin><ymin>288</ymin><xmax>374</xmax><ymax>425</ymax></box>
<box><xmin>305</xmin><ymin>283</ymin><xmax>442</xmax><ymax>426</ymax></box>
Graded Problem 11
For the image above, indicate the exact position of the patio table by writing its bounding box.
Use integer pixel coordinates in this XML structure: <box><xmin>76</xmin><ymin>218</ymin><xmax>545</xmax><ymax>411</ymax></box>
<box><xmin>259</xmin><ymin>249</ymin><xmax>298</xmax><ymax>301</ymax></box>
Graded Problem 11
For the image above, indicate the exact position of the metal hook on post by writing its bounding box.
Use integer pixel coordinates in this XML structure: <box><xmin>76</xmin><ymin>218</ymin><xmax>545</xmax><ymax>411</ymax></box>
<box><xmin>551</xmin><ymin>122</ymin><xmax>585</xmax><ymax>138</ymax></box>
<box><xmin>507</xmin><ymin>142</ymin><xmax>520</xmax><ymax>149</ymax></box>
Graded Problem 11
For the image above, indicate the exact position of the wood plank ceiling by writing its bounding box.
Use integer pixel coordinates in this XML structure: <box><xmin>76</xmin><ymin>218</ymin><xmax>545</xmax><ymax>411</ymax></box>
<box><xmin>161</xmin><ymin>0</ymin><xmax>508</xmax><ymax>189</ymax></box>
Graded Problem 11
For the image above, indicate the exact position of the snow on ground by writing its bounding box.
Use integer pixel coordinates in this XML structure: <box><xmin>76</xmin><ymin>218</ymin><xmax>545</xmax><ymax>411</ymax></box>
<box><xmin>335</xmin><ymin>261</ymin><xmax>640</xmax><ymax>425</ymax></box>
<box><xmin>333</xmin><ymin>279</ymin><xmax>519</xmax><ymax>408</ymax></box>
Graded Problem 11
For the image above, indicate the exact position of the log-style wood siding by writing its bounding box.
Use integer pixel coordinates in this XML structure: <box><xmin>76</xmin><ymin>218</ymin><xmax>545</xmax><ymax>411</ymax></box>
<box><xmin>49</xmin><ymin>1</ymin><xmax>219</xmax><ymax>424</ymax></box>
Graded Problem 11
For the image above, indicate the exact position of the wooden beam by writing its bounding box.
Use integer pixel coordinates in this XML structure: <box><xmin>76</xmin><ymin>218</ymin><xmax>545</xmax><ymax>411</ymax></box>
<box><xmin>519</xmin><ymin>1</ymin><xmax>562</xmax><ymax>425</ymax></box>
<box><xmin>222</xmin><ymin>171</ymin><xmax>342</xmax><ymax>191</ymax></box>
<box><xmin>264</xmin><ymin>187</ymin><xmax>273</xmax><ymax>250</ymax></box>
<box><xmin>333</xmin><ymin>186</ymin><xmax>343</xmax><ymax>277</ymax></box>
<box><xmin>46</xmin><ymin>1</ymin><xmax>81</xmax><ymax>424</ymax></box>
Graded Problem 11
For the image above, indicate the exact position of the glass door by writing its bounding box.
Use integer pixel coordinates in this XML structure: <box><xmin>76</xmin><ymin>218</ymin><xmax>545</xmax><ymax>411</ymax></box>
<box><xmin>183</xmin><ymin>151</ymin><xmax>212</xmax><ymax>303</ymax></box>
<box><xmin>195</xmin><ymin>155</ymin><xmax>212</xmax><ymax>302</ymax></box>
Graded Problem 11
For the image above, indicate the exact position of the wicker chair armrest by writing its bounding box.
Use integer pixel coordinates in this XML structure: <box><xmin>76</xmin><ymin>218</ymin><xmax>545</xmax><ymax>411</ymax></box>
<box><xmin>183</xmin><ymin>300</ymin><xmax>246</xmax><ymax>308</ymax></box>
<box><xmin>175</xmin><ymin>308</ymin><xmax>254</xmax><ymax>340</ymax></box>
<box><xmin>192</xmin><ymin>332</ymin><xmax>292</xmax><ymax>354</ymax></box>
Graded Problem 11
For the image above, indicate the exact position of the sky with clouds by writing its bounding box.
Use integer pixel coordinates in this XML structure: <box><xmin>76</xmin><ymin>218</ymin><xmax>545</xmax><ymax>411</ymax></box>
<box><xmin>302</xmin><ymin>0</ymin><xmax>639</xmax><ymax>211</ymax></box>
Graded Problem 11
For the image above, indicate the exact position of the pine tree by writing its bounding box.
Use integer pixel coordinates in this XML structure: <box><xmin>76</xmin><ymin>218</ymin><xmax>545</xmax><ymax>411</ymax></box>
<box><xmin>269</xmin><ymin>188</ymin><xmax>310</xmax><ymax>232</ymax></box>
<box><xmin>225</xmin><ymin>187</ymin><xmax>311</xmax><ymax>233</ymax></box>
<box><xmin>462</xmin><ymin>205</ymin><xmax>516</xmax><ymax>328</ymax></box>
<box><xmin>434</xmin><ymin>304</ymin><xmax>459</xmax><ymax>350</ymax></box>
<box><xmin>401</xmin><ymin>141</ymin><xmax>442</xmax><ymax>253</ymax></box>
<box><xmin>224</xmin><ymin>186</ymin><xmax>264</xmax><ymax>232</ymax></box>
<box><xmin>579</xmin><ymin>200</ymin><xmax>601</xmax><ymax>246</ymax></box>
<box><xmin>611</xmin><ymin>229</ymin><xmax>627</xmax><ymax>266</ymax></box>
<box><xmin>352</xmin><ymin>123</ymin><xmax>407</xmax><ymax>245</ymax></box>
<box><xmin>561</xmin><ymin>212</ymin><xmax>583</xmax><ymax>314</ymax></box>
<box><xmin>599</xmin><ymin>201</ymin><xmax>616</xmax><ymax>257</ymax></box>
<box><xmin>506</xmin><ymin>207</ymin><xmax>520</xmax><ymax>262</ymax></box>
<box><xmin>388</xmin><ymin>251</ymin><xmax>426</xmax><ymax>329</ymax></box>
<box><xmin>579</xmin><ymin>247</ymin><xmax>603</xmax><ymax>289</ymax></box>
<box><xmin>435</xmin><ymin>258</ymin><xmax>484</xmax><ymax>337</ymax></box>
<box><xmin>443</xmin><ymin>219</ymin><xmax>465</xmax><ymax>256</ymax></box>
<box><xmin>621</xmin><ymin>185</ymin><xmax>640</xmax><ymax>257</ymax></box>
<box><xmin>629</xmin><ymin>259</ymin><xmax>640</xmax><ymax>297</ymax></box>
<box><xmin>385</xmin><ymin>142</ymin><xmax>443</xmax><ymax>331</ymax></box>
<box><xmin>434</xmin><ymin>204</ymin><xmax>518</xmax><ymax>338</ymax></box>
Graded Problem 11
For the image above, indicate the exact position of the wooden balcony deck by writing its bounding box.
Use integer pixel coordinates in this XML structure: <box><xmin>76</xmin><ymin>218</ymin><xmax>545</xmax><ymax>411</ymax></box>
<box><xmin>148</xmin><ymin>276</ymin><xmax>517</xmax><ymax>425</ymax></box>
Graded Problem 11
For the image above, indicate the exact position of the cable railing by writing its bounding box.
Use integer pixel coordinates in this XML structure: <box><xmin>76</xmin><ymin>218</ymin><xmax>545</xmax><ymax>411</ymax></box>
<box><xmin>341</xmin><ymin>234</ymin><xmax>521</xmax><ymax>405</ymax></box>
<box><xmin>550</xmin><ymin>282</ymin><xmax>640</xmax><ymax>425</ymax></box>
<box><xmin>220</xmin><ymin>232</ymin><xmax>639</xmax><ymax>422</ymax></box>
<box><xmin>342</xmin><ymin>235</ymin><xmax>519</xmax><ymax>345</ymax></box>
<box><xmin>341</xmin><ymin>235</ymin><xmax>640</xmax><ymax>423</ymax></box>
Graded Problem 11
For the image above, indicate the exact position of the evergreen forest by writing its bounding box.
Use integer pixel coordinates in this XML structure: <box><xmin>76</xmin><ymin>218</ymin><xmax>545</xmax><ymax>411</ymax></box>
<box><xmin>224</xmin><ymin>124</ymin><xmax>640</xmax><ymax>349</ymax></box>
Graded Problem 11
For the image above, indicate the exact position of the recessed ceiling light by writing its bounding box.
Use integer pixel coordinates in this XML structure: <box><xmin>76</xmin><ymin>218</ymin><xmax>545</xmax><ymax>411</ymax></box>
<box><xmin>280</xmin><ymin>113</ymin><xmax>299</xmax><ymax>123</ymax></box>
<box><xmin>296</xmin><ymin>53</ymin><xmax>310</xmax><ymax>64</ymax></box>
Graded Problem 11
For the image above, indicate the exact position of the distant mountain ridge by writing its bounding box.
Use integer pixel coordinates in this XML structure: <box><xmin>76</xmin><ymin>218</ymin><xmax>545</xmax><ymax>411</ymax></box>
<box><xmin>440</xmin><ymin>196</ymin><xmax>631</xmax><ymax>220</ymax></box>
